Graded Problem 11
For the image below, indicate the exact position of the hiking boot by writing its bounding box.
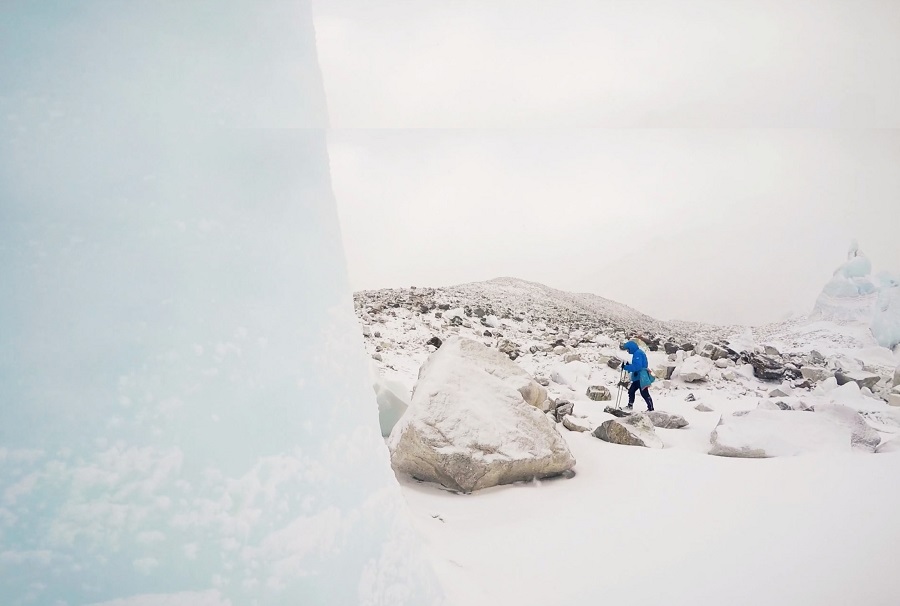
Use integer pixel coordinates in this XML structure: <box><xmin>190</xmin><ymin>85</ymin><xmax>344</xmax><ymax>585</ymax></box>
<box><xmin>647</xmin><ymin>407</ymin><xmax>654</xmax><ymax>412</ymax></box>
<box><xmin>625</xmin><ymin>405</ymin><xmax>633</xmax><ymax>411</ymax></box>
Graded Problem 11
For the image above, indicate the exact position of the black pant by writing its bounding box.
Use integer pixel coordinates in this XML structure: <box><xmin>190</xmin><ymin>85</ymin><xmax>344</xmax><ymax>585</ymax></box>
<box><xmin>628</xmin><ymin>381</ymin><xmax>654</xmax><ymax>410</ymax></box>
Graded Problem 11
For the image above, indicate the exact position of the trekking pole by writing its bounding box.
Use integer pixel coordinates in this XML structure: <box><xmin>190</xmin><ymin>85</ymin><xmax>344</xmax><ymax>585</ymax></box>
<box><xmin>615</xmin><ymin>365</ymin><xmax>625</xmax><ymax>410</ymax></box>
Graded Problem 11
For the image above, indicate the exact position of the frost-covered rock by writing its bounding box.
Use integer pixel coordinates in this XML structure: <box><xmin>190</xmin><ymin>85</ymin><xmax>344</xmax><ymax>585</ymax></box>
<box><xmin>677</xmin><ymin>356</ymin><xmax>714</xmax><ymax>382</ymax></box>
<box><xmin>373</xmin><ymin>375</ymin><xmax>410</xmax><ymax>437</ymax></box>
<box><xmin>695</xmin><ymin>403</ymin><xmax>714</xmax><ymax>412</ymax></box>
<box><xmin>801</xmin><ymin>366</ymin><xmax>829</xmax><ymax>383</ymax></box>
<box><xmin>389</xmin><ymin>337</ymin><xmax>575</xmax><ymax>493</ymax></box>
<box><xmin>562</xmin><ymin>415</ymin><xmax>592</xmax><ymax>433</ymax></box>
<box><xmin>586</xmin><ymin>385</ymin><xmax>612</xmax><ymax>401</ymax></box>
<box><xmin>709</xmin><ymin>410</ymin><xmax>853</xmax><ymax>458</ymax></box>
<box><xmin>871</xmin><ymin>273</ymin><xmax>900</xmax><ymax>349</ymax></box>
<box><xmin>814</xmin><ymin>403</ymin><xmax>881</xmax><ymax>452</ymax></box>
<box><xmin>645</xmin><ymin>411</ymin><xmax>688</xmax><ymax>429</ymax></box>
<box><xmin>593</xmin><ymin>413</ymin><xmax>663</xmax><ymax>448</ymax></box>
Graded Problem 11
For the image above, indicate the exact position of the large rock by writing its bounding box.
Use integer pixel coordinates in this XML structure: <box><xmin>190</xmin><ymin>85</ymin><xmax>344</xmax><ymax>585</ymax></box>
<box><xmin>835</xmin><ymin>370</ymin><xmax>881</xmax><ymax>391</ymax></box>
<box><xmin>894</xmin><ymin>365</ymin><xmax>900</xmax><ymax>388</ymax></box>
<box><xmin>815</xmin><ymin>403</ymin><xmax>881</xmax><ymax>452</ymax></box>
<box><xmin>586</xmin><ymin>385</ymin><xmax>612</xmax><ymax>401</ymax></box>
<box><xmin>645</xmin><ymin>411</ymin><xmax>688</xmax><ymax>429</ymax></box>
<box><xmin>747</xmin><ymin>353</ymin><xmax>785</xmax><ymax>381</ymax></box>
<box><xmin>592</xmin><ymin>413</ymin><xmax>663</xmax><ymax>448</ymax></box>
<box><xmin>697</xmin><ymin>341</ymin><xmax>730</xmax><ymax>360</ymax></box>
<box><xmin>389</xmin><ymin>337</ymin><xmax>575</xmax><ymax>493</ymax></box>
<box><xmin>709</xmin><ymin>410</ymin><xmax>853</xmax><ymax>458</ymax></box>
<box><xmin>677</xmin><ymin>356</ymin><xmax>714</xmax><ymax>382</ymax></box>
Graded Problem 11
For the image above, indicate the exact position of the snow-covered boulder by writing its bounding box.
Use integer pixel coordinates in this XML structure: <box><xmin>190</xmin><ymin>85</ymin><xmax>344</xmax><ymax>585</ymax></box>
<box><xmin>645</xmin><ymin>411</ymin><xmax>688</xmax><ymax>429</ymax></box>
<box><xmin>373</xmin><ymin>375</ymin><xmax>410</xmax><ymax>437</ymax></box>
<box><xmin>389</xmin><ymin>337</ymin><xmax>575</xmax><ymax>493</ymax></box>
<box><xmin>814</xmin><ymin>403</ymin><xmax>881</xmax><ymax>452</ymax></box>
<box><xmin>677</xmin><ymin>356</ymin><xmax>714</xmax><ymax>382</ymax></box>
<box><xmin>801</xmin><ymin>366</ymin><xmax>829</xmax><ymax>383</ymax></box>
<box><xmin>562</xmin><ymin>415</ymin><xmax>592</xmax><ymax>433</ymax></box>
<box><xmin>835</xmin><ymin>370</ymin><xmax>881</xmax><ymax>391</ymax></box>
<box><xmin>709</xmin><ymin>410</ymin><xmax>853</xmax><ymax>458</ymax></box>
<box><xmin>550</xmin><ymin>361</ymin><xmax>594</xmax><ymax>388</ymax></box>
<box><xmin>592</xmin><ymin>413</ymin><xmax>663</xmax><ymax>448</ymax></box>
<box><xmin>585</xmin><ymin>385</ymin><xmax>611</xmax><ymax>401</ymax></box>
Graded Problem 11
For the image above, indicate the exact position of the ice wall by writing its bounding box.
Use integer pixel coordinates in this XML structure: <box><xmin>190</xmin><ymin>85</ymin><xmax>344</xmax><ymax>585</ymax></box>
<box><xmin>0</xmin><ymin>2</ymin><xmax>442</xmax><ymax>605</ymax></box>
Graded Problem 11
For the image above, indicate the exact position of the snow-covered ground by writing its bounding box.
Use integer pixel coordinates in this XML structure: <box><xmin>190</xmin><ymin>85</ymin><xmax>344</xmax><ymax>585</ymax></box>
<box><xmin>356</xmin><ymin>277</ymin><xmax>900</xmax><ymax>605</ymax></box>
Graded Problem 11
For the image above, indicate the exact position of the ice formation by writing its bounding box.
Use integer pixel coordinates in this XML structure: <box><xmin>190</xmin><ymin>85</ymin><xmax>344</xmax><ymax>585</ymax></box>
<box><xmin>871</xmin><ymin>272</ymin><xmax>900</xmax><ymax>350</ymax></box>
<box><xmin>812</xmin><ymin>240</ymin><xmax>878</xmax><ymax>322</ymax></box>
<box><xmin>0</xmin><ymin>2</ymin><xmax>442</xmax><ymax>605</ymax></box>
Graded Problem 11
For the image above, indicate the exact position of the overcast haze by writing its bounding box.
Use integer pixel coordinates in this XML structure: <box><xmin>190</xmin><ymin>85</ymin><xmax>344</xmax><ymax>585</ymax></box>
<box><xmin>313</xmin><ymin>1</ymin><xmax>900</xmax><ymax>326</ymax></box>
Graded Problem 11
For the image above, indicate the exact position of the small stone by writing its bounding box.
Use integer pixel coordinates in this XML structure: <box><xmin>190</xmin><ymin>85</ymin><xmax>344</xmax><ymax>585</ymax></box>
<box><xmin>695</xmin><ymin>403</ymin><xmax>714</xmax><ymax>412</ymax></box>
<box><xmin>685</xmin><ymin>393</ymin><xmax>696</xmax><ymax>402</ymax></box>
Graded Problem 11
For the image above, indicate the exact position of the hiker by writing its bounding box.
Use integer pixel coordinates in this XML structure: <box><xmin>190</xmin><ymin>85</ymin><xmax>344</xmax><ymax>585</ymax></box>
<box><xmin>622</xmin><ymin>340</ymin><xmax>654</xmax><ymax>411</ymax></box>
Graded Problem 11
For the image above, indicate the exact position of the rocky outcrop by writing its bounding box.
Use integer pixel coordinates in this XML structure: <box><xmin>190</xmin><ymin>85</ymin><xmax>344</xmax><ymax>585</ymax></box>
<box><xmin>389</xmin><ymin>337</ymin><xmax>575</xmax><ymax>493</ymax></box>
<box><xmin>592</xmin><ymin>413</ymin><xmax>663</xmax><ymax>448</ymax></box>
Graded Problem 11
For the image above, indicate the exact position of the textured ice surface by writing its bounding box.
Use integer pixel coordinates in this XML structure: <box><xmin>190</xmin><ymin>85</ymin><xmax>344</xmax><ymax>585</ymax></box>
<box><xmin>0</xmin><ymin>2</ymin><xmax>441</xmax><ymax>605</ymax></box>
<box><xmin>872</xmin><ymin>273</ymin><xmax>900</xmax><ymax>350</ymax></box>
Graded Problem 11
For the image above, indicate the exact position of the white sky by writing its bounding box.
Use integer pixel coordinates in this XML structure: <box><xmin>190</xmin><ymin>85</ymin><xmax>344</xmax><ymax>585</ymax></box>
<box><xmin>312</xmin><ymin>1</ymin><xmax>900</xmax><ymax>326</ymax></box>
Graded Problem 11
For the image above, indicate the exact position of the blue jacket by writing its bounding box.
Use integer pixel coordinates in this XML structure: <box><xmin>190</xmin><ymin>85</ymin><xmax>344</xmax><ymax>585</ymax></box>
<box><xmin>622</xmin><ymin>340</ymin><xmax>654</xmax><ymax>388</ymax></box>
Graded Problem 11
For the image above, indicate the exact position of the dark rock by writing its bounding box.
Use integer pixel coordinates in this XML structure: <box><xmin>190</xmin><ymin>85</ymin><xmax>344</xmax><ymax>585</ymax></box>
<box><xmin>607</xmin><ymin>358</ymin><xmax>622</xmax><ymax>370</ymax></box>
<box><xmin>483</xmin><ymin>330</ymin><xmax>493</xmax><ymax>337</ymax></box>
<box><xmin>681</xmin><ymin>343</ymin><xmax>695</xmax><ymax>351</ymax></box>
<box><xmin>747</xmin><ymin>353</ymin><xmax>785</xmax><ymax>381</ymax></box>
<box><xmin>684</xmin><ymin>393</ymin><xmax>696</xmax><ymax>402</ymax></box>
<box><xmin>450</xmin><ymin>316</ymin><xmax>463</xmax><ymax>327</ymax></box>
<box><xmin>664</xmin><ymin>342</ymin><xmax>679</xmax><ymax>355</ymax></box>
<box><xmin>426</xmin><ymin>336</ymin><xmax>443</xmax><ymax>348</ymax></box>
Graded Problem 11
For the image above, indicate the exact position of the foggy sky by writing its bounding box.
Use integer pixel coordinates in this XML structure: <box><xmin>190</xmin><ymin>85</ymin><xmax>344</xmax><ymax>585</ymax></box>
<box><xmin>313</xmin><ymin>1</ymin><xmax>900</xmax><ymax>326</ymax></box>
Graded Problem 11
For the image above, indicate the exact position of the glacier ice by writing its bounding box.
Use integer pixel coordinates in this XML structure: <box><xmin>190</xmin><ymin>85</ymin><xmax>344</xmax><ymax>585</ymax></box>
<box><xmin>812</xmin><ymin>241</ymin><xmax>878</xmax><ymax>322</ymax></box>
<box><xmin>871</xmin><ymin>272</ymin><xmax>900</xmax><ymax>350</ymax></box>
<box><xmin>0</xmin><ymin>2</ymin><xmax>442</xmax><ymax>605</ymax></box>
